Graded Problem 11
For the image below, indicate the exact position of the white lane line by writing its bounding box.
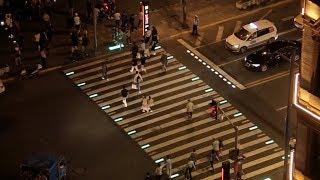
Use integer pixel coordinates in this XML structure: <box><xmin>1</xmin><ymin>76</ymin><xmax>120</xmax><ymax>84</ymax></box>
<box><xmin>278</xmin><ymin>28</ymin><xmax>297</xmax><ymax>36</ymax></box>
<box><xmin>115</xmin><ymin>92</ymin><xmax>216</xmax><ymax>125</ymax></box>
<box><xmin>63</xmin><ymin>51</ymin><xmax>132</xmax><ymax>73</ymax></box>
<box><xmin>260</xmin><ymin>9</ymin><xmax>273</xmax><ymax>20</ymax></box>
<box><xmin>71</xmin><ymin>53</ymin><xmax>164</xmax><ymax>79</ymax></box>
<box><xmin>234</xmin><ymin>21</ymin><xmax>242</xmax><ymax>33</ymax></box>
<box><xmin>198</xmin><ymin>145</ymin><xmax>283</xmax><ymax>179</ymax></box>
<box><xmin>84</xmin><ymin>63</ymin><xmax>182</xmax><ymax>92</ymax></box>
<box><xmin>215</xmin><ymin>26</ymin><xmax>224</xmax><ymax>42</ymax></box>
<box><xmin>99</xmin><ymin>69</ymin><xmax>196</xmax><ymax>107</ymax></box>
<box><xmin>168</xmin><ymin>0</ymin><xmax>294</xmax><ymax>39</ymax></box>
<box><xmin>281</xmin><ymin>16</ymin><xmax>294</xmax><ymax>21</ymax></box>
<box><xmin>218</xmin><ymin>56</ymin><xmax>244</xmax><ymax>67</ymax></box>
<box><xmin>276</xmin><ymin>105</ymin><xmax>287</xmax><ymax>111</ymax></box>
<box><xmin>190</xmin><ymin>142</ymin><xmax>279</xmax><ymax>177</ymax></box>
<box><xmin>131</xmin><ymin>103</ymin><xmax>231</xmax><ymax>138</ymax></box>
<box><xmin>138</xmin><ymin>107</ymin><xmax>237</xmax><ymax>145</ymax></box>
<box><xmin>189</xmin><ymin>136</ymin><xmax>274</xmax><ymax>177</ymax></box>
<box><xmin>178</xmin><ymin>39</ymin><xmax>246</xmax><ymax>90</ymax></box>
<box><xmin>108</xmin><ymin>81</ymin><xmax>210</xmax><ymax>113</ymax></box>
<box><xmin>171</xmin><ymin>129</ymin><xmax>262</xmax><ymax>172</ymax></box>
<box><xmin>245</xmin><ymin>161</ymin><xmax>284</xmax><ymax>179</ymax></box>
<box><xmin>125</xmin><ymin>97</ymin><xmax>224</xmax><ymax>132</ymax></box>
<box><xmin>151</xmin><ymin>122</ymin><xmax>253</xmax><ymax>160</ymax></box>
<box><xmin>92</xmin><ymin>65</ymin><xmax>190</xmax><ymax>101</ymax></box>
<box><xmin>144</xmin><ymin>110</ymin><xmax>242</xmax><ymax>152</ymax></box>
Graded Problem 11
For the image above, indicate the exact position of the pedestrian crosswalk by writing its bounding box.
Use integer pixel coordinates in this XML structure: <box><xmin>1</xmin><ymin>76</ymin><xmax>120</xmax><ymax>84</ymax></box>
<box><xmin>63</xmin><ymin>48</ymin><xmax>284</xmax><ymax>179</ymax></box>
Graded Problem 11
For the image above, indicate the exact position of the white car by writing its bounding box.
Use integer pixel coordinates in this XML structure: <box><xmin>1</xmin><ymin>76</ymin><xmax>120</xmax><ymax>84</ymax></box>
<box><xmin>0</xmin><ymin>79</ymin><xmax>5</xmax><ymax>94</ymax></box>
<box><xmin>225</xmin><ymin>19</ymin><xmax>278</xmax><ymax>53</ymax></box>
<box><xmin>294</xmin><ymin>14</ymin><xmax>303</xmax><ymax>29</ymax></box>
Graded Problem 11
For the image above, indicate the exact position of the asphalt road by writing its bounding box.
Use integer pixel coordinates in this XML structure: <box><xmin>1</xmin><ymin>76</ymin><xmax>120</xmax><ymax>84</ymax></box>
<box><xmin>0</xmin><ymin>72</ymin><xmax>155</xmax><ymax>179</ymax></box>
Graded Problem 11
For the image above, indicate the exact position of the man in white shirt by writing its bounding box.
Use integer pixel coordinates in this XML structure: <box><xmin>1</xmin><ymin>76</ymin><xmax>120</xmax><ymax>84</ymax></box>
<box><xmin>192</xmin><ymin>15</ymin><xmax>199</xmax><ymax>36</ymax></box>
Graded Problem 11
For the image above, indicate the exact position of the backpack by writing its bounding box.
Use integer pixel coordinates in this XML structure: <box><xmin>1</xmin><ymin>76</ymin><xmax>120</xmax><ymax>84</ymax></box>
<box><xmin>121</xmin><ymin>89</ymin><xmax>128</xmax><ymax>97</ymax></box>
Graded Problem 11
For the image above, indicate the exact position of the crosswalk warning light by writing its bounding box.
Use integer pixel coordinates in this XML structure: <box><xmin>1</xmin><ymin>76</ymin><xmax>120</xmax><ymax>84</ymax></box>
<box><xmin>222</xmin><ymin>161</ymin><xmax>231</xmax><ymax>180</ymax></box>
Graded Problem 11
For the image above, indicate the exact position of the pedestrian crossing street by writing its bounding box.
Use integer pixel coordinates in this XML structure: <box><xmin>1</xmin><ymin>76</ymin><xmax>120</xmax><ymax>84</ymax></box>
<box><xmin>63</xmin><ymin>47</ymin><xmax>284</xmax><ymax>179</ymax></box>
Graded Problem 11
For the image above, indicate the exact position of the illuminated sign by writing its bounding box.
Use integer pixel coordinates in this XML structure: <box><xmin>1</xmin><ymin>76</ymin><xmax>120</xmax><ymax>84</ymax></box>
<box><xmin>141</xmin><ymin>1</ymin><xmax>150</xmax><ymax>36</ymax></box>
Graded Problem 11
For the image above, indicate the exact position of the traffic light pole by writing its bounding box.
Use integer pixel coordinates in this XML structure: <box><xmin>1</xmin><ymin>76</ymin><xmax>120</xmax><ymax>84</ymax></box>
<box><xmin>92</xmin><ymin>0</ymin><xmax>98</xmax><ymax>55</ymax></box>
<box><xmin>181</xmin><ymin>0</ymin><xmax>188</xmax><ymax>28</ymax></box>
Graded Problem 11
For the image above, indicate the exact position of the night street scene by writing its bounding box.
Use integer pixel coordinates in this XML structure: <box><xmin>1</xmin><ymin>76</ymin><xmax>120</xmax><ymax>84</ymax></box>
<box><xmin>1</xmin><ymin>0</ymin><xmax>320</xmax><ymax>179</ymax></box>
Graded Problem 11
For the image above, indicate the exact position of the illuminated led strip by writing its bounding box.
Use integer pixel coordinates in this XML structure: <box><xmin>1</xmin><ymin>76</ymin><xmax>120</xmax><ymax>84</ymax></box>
<box><xmin>178</xmin><ymin>66</ymin><xmax>187</xmax><ymax>70</ymax></box>
<box><xmin>185</xmin><ymin>49</ymin><xmax>238</xmax><ymax>89</ymax></box>
<box><xmin>265</xmin><ymin>140</ymin><xmax>274</xmax><ymax>145</ymax></box>
<box><xmin>101</xmin><ymin>105</ymin><xmax>110</xmax><ymax>110</ymax></box>
<box><xmin>155</xmin><ymin>46</ymin><xmax>161</xmax><ymax>50</ymax></box>
<box><xmin>205</xmin><ymin>88</ymin><xmax>213</xmax><ymax>92</ymax></box>
<box><xmin>127</xmin><ymin>130</ymin><xmax>136</xmax><ymax>135</ymax></box>
<box><xmin>89</xmin><ymin>93</ymin><xmax>98</xmax><ymax>98</ymax></box>
<box><xmin>219</xmin><ymin>100</ymin><xmax>228</xmax><ymax>104</ymax></box>
<box><xmin>66</xmin><ymin>71</ymin><xmax>74</xmax><ymax>76</ymax></box>
<box><xmin>108</xmin><ymin>43</ymin><xmax>124</xmax><ymax>51</ymax></box>
<box><xmin>191</xmin><ymin>77</ymin><xmax>200</xmax><ymax>81</ymax></box>
<box><xmin>293</xmin><ymin>73</ymin><xmax>320</xmax><ymax>121</ymax></box>
<box><xmin>167</xmin><ymin>55</ymin><xmax>174</xmax><ymax>60</ymax></box>
<box><xmin>264</xmin><ymin>178</ymin><xmax>272</xmax><ymax>180</ymax></box>
<box><xmin>155</xmin><ymin>158</ymin><xmax>164</xmax><ymax>163</ymax></box>
<box><xmin>114</xmin><ymin>117</ymin><xmax>123</xmax><ymax>122</ymax></box>
<box><xmin>77</xmin><ymin>82</ymin><xmax>86</xmax><ymax>87</ymax></box>
<box><xmin>170</xmin><ymin>174</ymin><xmax>179</xmax><ymax>178</ymax></box>
<box><xmin>141</xmin><ymin>144</ymin><xmax>150</xmax><ymax>149</ymax></box>
<box><xmin>233</xmin><ymin>112</ymin><xmax>242</xmax><ymax>117</ymax></box>
<box><xmin>249</xmin><ymin>126</ymin><xmax>258</xmax><ymax>130</ymax></box>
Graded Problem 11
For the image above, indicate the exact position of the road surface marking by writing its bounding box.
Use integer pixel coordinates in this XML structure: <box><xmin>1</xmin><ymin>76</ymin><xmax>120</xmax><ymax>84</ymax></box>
<box><xmin>191</xmin><ymin>136</ymin><xmax>276</xmax><ymax>177</ymax></box>
<box><xmin>168</xmin><ymin>0</ymin><xmax>294</xmax><ymax>39</ymax></box>
<box><xmin>145</xmin><ymin>112</ymin><xmax>244</xmax><ymax>153</ymax></box>
<box><xmin>138</xmin><ymin>108</ymin><xmax>238</xmax><ymax>146</ymax></box>
<box><xmin>245</xmin><ymin>70</ymin><xmax>290</xmax><ymax>89</ymax></box>
<box><xmin>218</xmin><ymin>57</ymin><xmax>244</xmax><ymax>67</ymax></box>
<box><xmin>245</xmin><ymin>161</ymin><xmax>284</xmax><ymax>178</ymax></box>
<box><xmin>282</xmin><ymin>16</ymin><xmax>294</xmax><ymax>21</ymax></box>
<box><xmin>276</xmin><ymin>105</ymin><xmax>287</xmax><ymax>111</ymax></box>
<box><xmin>215</xmin><ymin>26</ymin><xmax>224</xmax><ymax>42</ymax></box>
<box><xmin>260</xmin><ymin>9</ymin><xmax>273</xmax><ymax>20</ymax></box>
<box><xmin>115</xmin><ymin>92</ymin><xmax>217</xmax><ymax>126</ymax></box>
<box><xmin>178</xmin><ymin>39</ymin><xmax>246</xmax><ymax>90</ymax></box>
<box><xmin>234</xmin><ymin>21</ymin><xmax>242</xmax><ymax>33</ymax></box>
<box><xmin>136</xmin><ymin>103</ymin><xmax>233</xmax><ymax>143</ymax></box>
<box><xmin>278</xmin><ymin>28</ymin><xmax>297</xmax><ymax>36</ymax></box>
<box><xmin>109</xmin><ymin>84</ymin><xmax>209</xmax><ymax>116</ymax></box>
<box><xmin>151</xmin><ymin>122</ymin><xmax>252</xmax><ymax>160</ymax></box>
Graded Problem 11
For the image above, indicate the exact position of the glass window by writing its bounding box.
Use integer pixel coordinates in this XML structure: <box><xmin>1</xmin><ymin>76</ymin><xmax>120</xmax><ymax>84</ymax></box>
<box><xmin>248</xmin><ymin>32</ymin><xmax>257</xmax><ymax>41</ymax></box>
<box><xmin>257</xmin><ymin>28</ymin><xmax>270</xmax><ymax>37</ymax></box>
<box><xmin>234</xmin><ymin>27</ymin><xmax>251</xmax><ymax>40</ymax></box>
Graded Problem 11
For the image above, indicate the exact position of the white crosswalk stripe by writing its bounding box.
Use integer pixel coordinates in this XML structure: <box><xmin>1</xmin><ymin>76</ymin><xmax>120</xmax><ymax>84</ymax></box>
<box><xmin>63</xmin><ymin>48</ymin><xmax>284</xmax><ymax>180</ymax></box>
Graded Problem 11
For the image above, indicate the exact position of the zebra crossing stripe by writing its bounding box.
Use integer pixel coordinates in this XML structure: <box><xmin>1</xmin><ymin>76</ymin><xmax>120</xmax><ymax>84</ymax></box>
<box><xmin>104</xmin><ymin>79</ymin><xmax>207</xmax><ymax>112</ymax></box>
<box><xmin>245</xmin><ymin>161</ymin><xmax>284</xmax><ymax>179</ymax></box>
<box><xmin>151</xmin><ymin>122</ymin><xmax>253</xmax><ymax>160</ymax></box>
<box><xmin>130</xmin><ymin>102</ymin><xmax>232</xmax><ymax>138</ymax></box>
<box><xmin>109</xmin><ymin>85</ymin><xmax>210</xmax><ymax>116</ymax></box>
<box><xmin>115</xmin><ymin>91</ymin><xmax>216</xmax><ymax>125</ymax></box>
<box><xmin>74</xmin><ymin>55</ymin><xmax>173</xmax><ymax>83</ymax></box>
<box><xmin>138</xmin><ymin>108</ymin><xmax>240</xmax><ymax>146</ymax></box>
<box><xmin>84</xmin><ymin>63</ymin><xmax>182</xmax><ymax>91</ymax></box>
<box><xmin>94</xmin><ymin>68</ymin><xmax>193</xmax><ymax>102</ymax></box>
<box><xmin>215</xmin><ymin>26</ymin><xmax>224</xmax><ymax>42</ymax></box>
<box><xmin>125</xmin><ymin>97</ymin><xmax>223</xmax><ymax>132</ymax></box>
<box><xmin>171</xmin><ymin>129</ymin><xmax>265</xmax><ymax>173</ymax></box>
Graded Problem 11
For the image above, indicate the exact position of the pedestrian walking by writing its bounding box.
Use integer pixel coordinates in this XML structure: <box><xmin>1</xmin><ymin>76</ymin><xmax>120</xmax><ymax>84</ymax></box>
<box><xmin>212</xmin><ymin>138</ymin><xmax>220</xmax><ymax>161</ymax></box>
<box><xmin>131</xmin><ymin>42</ymin><xmax>139</xmax><ymax>59</ymax></box>
<box><xmin>155</xmin><ymin>163</ymin><xmax>165</xmax><ymax>180</ymax></box>
<box><xmin>186</xmin><ymin>99</ymin><xmax>194</xmax><ymax>119</ymax></box>
<box><xmin>185</xmin><ymin>160</ymin><xmax>196</xmax><ymax>180</ymax></box>
<box><xmin>73</xmin><ymin>12</ymin><xmax>81</xmax><ymax>30</ymax></box>
<box><xmin>34</xmin><ymin>33</ymin><xmax>41</xmax><ymax>51</ymax></box>
<box><xmin>130</xmin><ymin>57</ymin><xmax>139</xmax><ymax>73</ymax></box>
<box><xmin>147</xmin><ymin>96</ymin><xmax>154</xmax><ymax>112</ymax></box>
<box><xmin>101</xmin><ymin>62</ymin><xmax>108</xmax><ymax>80</ymax></box>
<box><xmin>121</xmin><ymin>86</ymin><xmax>129</xmax><ymax>107</ymax></box>
<box><xmin>160</xmin><ymin>53</ymin><xmax>168</xmax><ymax>72</ymax></box>
<box><xmin>121</xmin><ymin>11</ymin><xmax>128</xmax><ymax>30</ymax></box>
<box><xmin>145</xmin><ymin>26</ymin><xmax>152</xmax><ymax>44</ymax></box>
<box><xmin>114</xmin><ymin>11</ymin><xmax>121</xmax><ymax>28</ymax></box>
<box><xmin>129</xmin><ymin>14</ymin><xmax>135</xmax><ymax>32</ymax></box>
<box><xmin>150</xmin><ymin>26</ymin><xmax>158</xmax><ymax>55</ymax></box>
<box><xmin>141</xmin><ymin>96</ymin><xmax>149</xmax><ymax>113</ymax></box>
<box><xmin>71</xmin><ymin>30</ymin><xmax>78</xmax><ymax>54</ymax></box>
<box><xmin>140</xmin><ymin>52</ymin><xmax>147</xmax><ymax>72</ymax></box>
<box><xmin>166</xmin><ymin>156</ymin><xmax>172</xmax><ymax>178</ymax></box>
<box><xmin>82</xmin><ymin>28</ymin><xmax>89</xmax><ymax>56</ymax></box>
<box><xmin>124</xmin><ymin>28</ymin><xmax>131</xmax><ymax>45</ymax></box>
<box><xmin>133</xmin><ymin>71</ymin><xmax>143</xmax><ymax>93</ymax></box>
<box><xmin>189</xmin><ymin>149</ymin><xmax>197</xmax><ymax>166</ymax></box>
<box><xmin>208</xmin><ymin>149</ymin><xmax>215</xmax><ymax>172</ymax></box>
<box><xmin>192</xmin><ymin>15</ymin><xmax>199</xmax><ymax>36</ymax></box>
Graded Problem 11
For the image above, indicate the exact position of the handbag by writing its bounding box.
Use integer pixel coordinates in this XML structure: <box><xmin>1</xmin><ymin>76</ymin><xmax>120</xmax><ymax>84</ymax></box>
<box><xmin>131</xmin><ymin>83</ymin><xmax>137</xmax><ymax>89</ymax></box>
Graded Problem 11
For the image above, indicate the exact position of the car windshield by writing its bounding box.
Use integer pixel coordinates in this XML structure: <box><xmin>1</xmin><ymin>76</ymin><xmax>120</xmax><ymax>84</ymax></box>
<box><xmin>234</xmin><ymin>27</ymin><xmax>251</xmax><ymax>40</ymax></box>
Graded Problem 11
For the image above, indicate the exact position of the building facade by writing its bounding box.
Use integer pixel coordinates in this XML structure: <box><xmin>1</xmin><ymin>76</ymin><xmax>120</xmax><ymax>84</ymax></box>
<box><xmin>295</xmin><ymin>0</ymin><xmax>320</xmax><ymax>179</ymax></box>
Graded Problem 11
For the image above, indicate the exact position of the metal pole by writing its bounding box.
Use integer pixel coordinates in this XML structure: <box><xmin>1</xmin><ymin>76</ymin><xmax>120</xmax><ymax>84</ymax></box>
<box><xmin>182</xmin><ymin>0</ymin><xmax>188</xmax><ymax>28</ymax></box>
<box><xmin>93</xmin><ymin>0</ymin><xmax>98</xmax><ymax>55</ymax></box>
<box><xmin>281</xmin><ymin>51</ymin><xmax>296</xmax><ymax>180</ymax></box>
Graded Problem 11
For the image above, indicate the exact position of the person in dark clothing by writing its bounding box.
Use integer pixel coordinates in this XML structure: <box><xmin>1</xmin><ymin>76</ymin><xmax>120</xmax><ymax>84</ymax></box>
<box><xmin>129</xmin><ymin>14</ymin><xmax>135</xmax><ymax>32</ymax></box>
<box><xmin>131</xmin><ymin>42</ymin><xmax>139</xmax><ymax>59</ymax></box>
<box><xmin>140</xmin><ymin>52</ymin><xmax>146</xmax><ymax>72</ymax></box>
<box><xmin>121</xmin><ymin>86</ymin><xmax>129</xmax><ymax>107</ymax></box>
<box><xmin>151</xmin><ymin>26</ymin><xmax>158</xmax><ymax>54</ymax></box>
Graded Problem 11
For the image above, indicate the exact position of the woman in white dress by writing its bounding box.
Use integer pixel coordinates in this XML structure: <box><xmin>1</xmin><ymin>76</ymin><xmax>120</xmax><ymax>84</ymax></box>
<box><xmin>141</xmin><ymin>96</ymin><xmax>149</xmax><ymax>113</ymax></box>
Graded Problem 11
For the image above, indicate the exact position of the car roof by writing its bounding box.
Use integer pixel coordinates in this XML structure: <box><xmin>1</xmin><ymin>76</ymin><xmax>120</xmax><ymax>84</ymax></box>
<box><xmin>243</xmin><ymin>19</ymin><xmax>275</xmax><ymax>32</ymax></box>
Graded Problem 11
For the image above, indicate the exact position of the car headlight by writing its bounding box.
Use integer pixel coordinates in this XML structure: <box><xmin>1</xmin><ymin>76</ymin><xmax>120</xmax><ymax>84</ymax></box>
<box><xmin>233</xmin><ymin>45</ymin><xmax>239</xmax><ymax>48</ymax></box>
<box><xmin>251</xmin><ymin>64</ymin><xmax>260</xmax><ymax>67</ymax></box>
